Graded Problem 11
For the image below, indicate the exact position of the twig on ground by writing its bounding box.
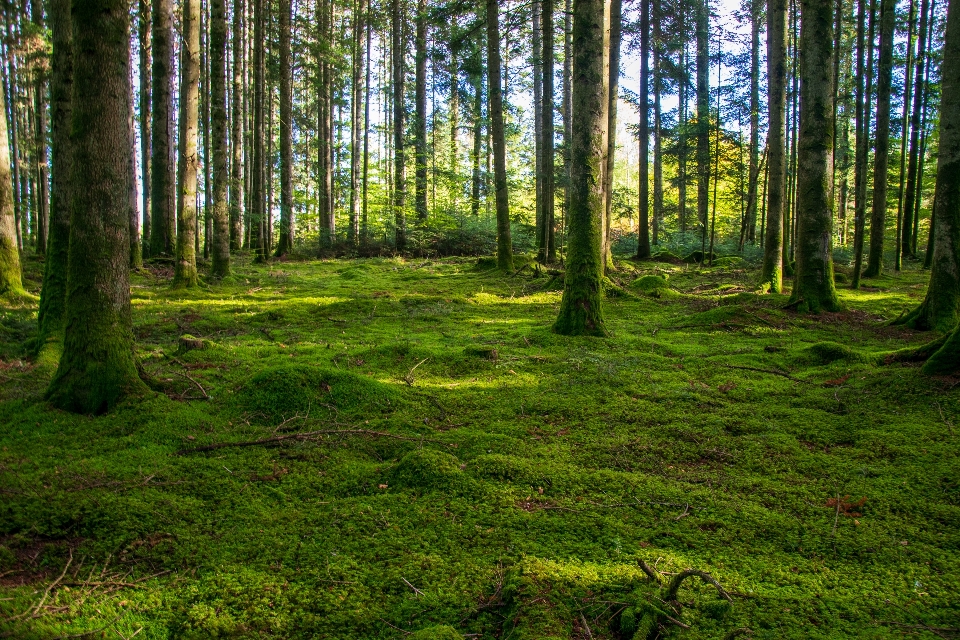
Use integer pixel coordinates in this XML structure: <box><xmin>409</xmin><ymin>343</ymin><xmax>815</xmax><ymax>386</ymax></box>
<box><xmin>176</xmin><ymin>428</ymin><xmax>446</xmax><ymax>454</ymax></box>
<box><xmin>173</xmin><ymin>370</ymin><xmax>209</xmax><ymax>400</ymax></box>
<box><xmin>14</xmin><ymin>549</ymin><xmax>73</xmax><ymax>620</ymax></box>
<box><xmin>404</xmin><ymin>358</ymin><xmax>429</xmax><ymax>386</ymax></box>
<box><xmin>720</xmin><ymin>364</ymin><xmax>808</xmax><ymax>383</ymax></box>
<box><xmin>401</xmin><ymin>577</ymin><xmax>425</xmax><ymax>596</ymax></box>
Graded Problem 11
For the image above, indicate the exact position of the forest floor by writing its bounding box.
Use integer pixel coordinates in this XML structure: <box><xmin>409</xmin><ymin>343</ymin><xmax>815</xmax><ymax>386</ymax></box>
<box><xmin>0</xmin><ymin>253</ymin><xmax>958</xmax><ymax>639</ymax></box>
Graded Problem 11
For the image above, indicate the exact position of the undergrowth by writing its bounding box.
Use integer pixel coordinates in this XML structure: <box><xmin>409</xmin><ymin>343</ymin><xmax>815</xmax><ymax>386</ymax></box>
<box><xmin>0</xmin><ymin>253</ymin><xmax>957</xmax><ymax>638</ymax></box>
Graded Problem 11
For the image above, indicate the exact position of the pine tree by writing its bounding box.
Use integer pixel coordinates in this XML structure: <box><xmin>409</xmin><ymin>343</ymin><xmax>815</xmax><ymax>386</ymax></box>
<box><xmin>210</xmin><ymin>0</ymin><xmax>231</xmax><ymax>274</ymax></box>
<box><xmin>486</xmin><ymin>0</ymin><xmax>513</xmax><ymax>271</ymax></box>
<box><xmin>761</xmin><ymin>0</ymin><xmax>788</xmax><ymax>292</ymax></box>
<box><xmin>150</xmin><ymin>0</ymin><xmax>176</xmax><ymax>257</ymax></box>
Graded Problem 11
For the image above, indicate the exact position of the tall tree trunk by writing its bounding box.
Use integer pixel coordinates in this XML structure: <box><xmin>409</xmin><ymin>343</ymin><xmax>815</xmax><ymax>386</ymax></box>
<box><xmin>2</xmin><ymin>12</ymin><xmax>23</xmax><ymax>254</ymax></box>
<box><xmin>790</xmin><ymin>0</ymin><xmax>841</xmax><ymax>311</ymax></box>
<box><xmin>471</xmin><ymin>69</ymin><xmax>482</xmax><ymax>218</ymax></box>
<box><xmin>449</xmin><ymin>34</ymin><xmax>460</xmax><ymax>210</ymax></box>
<box><xmin>175</xmin><ymin>0</ymin><xmax>201</xmax><ymax>286</ymax></box>
<box><xmin>487</xmin><ymin>0</ymin><xmax>513</xmax><ymax>270</ymax></box>
<box><xmin>554</xmin><ymin>0</ymin><xmax>607</xmax><ymax>336</ymax></box>
<box><xmin>746</xmin><ymin>0</ymin><xmax>761</xmax><ymax>243</ymax></box>
<box><xmin>604</xmin><ymin>0</ymin><xmax>622</xmax><ymax>266</ymax></box>
<box><xmin>902</xmin><ymin>0</ymin><xmax>932</xmax><ymax>260</ymax></box>
<box><xmin>695</xmin><ymin>0</ymin><xmax>710</xmax><ymax>251</ymax></box>
<box><xmin>678</xmin><ymin>28</ymin><xmax>688</xmax><ymax>232</ymax></box>
<box><xmin>37</xmin><ymin>0</ymin><xmax>71</xmax><ymax>343</ymax></box>
<box><xmin>30</xmin><ymin>0</ymin><xmax>49</xmax><ymax>255</ymax></box>
<box><xmin>348</xmin><ymin>0</ymin><xmax>366</xmax><ymax>246</ymax></box>
<box><xmin>895</xmin><ymin>0</ymin><xmax>917</xmax><ymax>268</ymax></box>
<box><xmin>276</xmin><ymin>0</ymin><xmax>294</xmax><ymax>255</ymax></box>
<box><xmin>0</xmin><ymin>43</ymin><xmax>22</xmax><ymax>296</ymax></box>
<box><xmin>761</xmin><ymin>0</ymin><xmax>787</xmax><ymax>292</ymax></box>
<box><xmin>250</xmin><ymin>0</ymin><xmax>265</xmax><ymax>259</ymax></box>
<box><xmin>863</xmin><ymin>0</ymin><xmax>895</xmax><ymax>277</ymax></box>
<box><xmin>230</xmin><ymin>0</ymin><xmax>245</xmax><ymax>250</ymax></box>
<box><xmin>636</xmin><ymin>0</ymin><xmax>651</xmax><ymax>260</ymax></box>
<box><xmin>562</xmin><ymin>0</ymin><xmax>572</xmax><ymax>248</ymax></box>
<box><xmin>652</xmin><ymin>0</ymin><xmax>663</xmax><ymax>246</ymax></box>
<box><xmin>210</xmin><ymin>0</ymin><xmax>230</xmax><ymax>274</ymax></box>
<box><xmin>534</xmin><ymin>0</ymin><xmax>544</xmax><ymax>259</ymax></box>
<box><xmin>392</xmin><ymin>0</ymin><xmax>406</xmax><ymax>249</ymax></box>
<box><xmin>414</xmin><ymin>0</ymin><xmax>428</xmax><ymax>221</ymax></box>
<box><xmin>852</xmin><ymin>0</ymin><xmax>877</xmax><ymax>287</ymax></box>
<box><xmin>128</xmin><ymin>48</ymin><xmax>142</xmax><ymax>269</ymax></box>
<box><xmin>150</xmin><ymin>0</ymin><xmax>176</xmax><ymax>257</ymax></box>
<box><xmin>542</xmin><ymin>0</ymin><xmax>556</xmax><ymax>262</ymax></box>
<box><xmin>910</xmin><ymin>0</ymin><xmax>960</xmax><ymax>367</ymax></box>
<box><xmin>48</xmin><ymin>0</ymin><xmax>146</xmax><ymax>412</ymax></box>
<box><xmin>361</xmin><ymin>6</ymin><xmax>371</xmax><ymax>243</ymax></box>
<box><xmin>139</xmin><ymin>0</ymin><xmax>152</xmax><ymax>257</ymax></box>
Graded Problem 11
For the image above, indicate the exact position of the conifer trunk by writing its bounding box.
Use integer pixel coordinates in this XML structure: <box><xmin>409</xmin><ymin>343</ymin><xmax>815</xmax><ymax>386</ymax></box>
<box><xmin>636</xmin><ymin>0</ymin><xmax>651</xmax><ymax>260</ymax></box>
<box><xmin>852</xmin><ymin>0</ymin><xmax>877</xmax><ymax>287</ymax></box>
<box><xmin>138</xmin><ymin>0</ymin><xmax>151</xmax><ymax>256</ymax></box>
<box><xmin>210</xmin><ymin>0</ymin><xmax>230</xmax><ymax>274</ymax></box>
<box><xmin>653</xmin><ymin>0</ymin><xmax>663</xmax><ymax>245</ymax></box>
<box><xmin>174</xmin><ymin>0</ymin><xmax>201</xmax><ymax>287</ymax></box>
<box><xmin>276</xmin><ymin>0</ymin><xmax>294</xmax><ymax>255</ymax></box>
<box><xmin>392</xmin><ymin>0</ymin><xmax>406</xmax><ymax>250</ymax></box>
<box><xmin>349</xmin><ymin>0</ymin><xmax>366</xmax><ymax>246</ymax></box>
<box><xmin>902</xmin><ymin>0</ymin><xmax>931</xmax><ymax>260</ymax></box>
<box><xmin>554</xmin><ymin>0</ymin><xmax>607</xmax><ymax>336</ymax></box>
<box><xmin>541</xmin><ymin>0</ymin><xmax>556</xmax><ymax>262</ymax></box>
<box><xmin>414</xmin><ymin>0</ymin><xmax>428</xmax><ymax>222</ymax></box>
<box><xmin>0</xmin><ymin>52</ymin><xmax>22</xmax><ymax>297</ymax></box>
<box><xmin>746</xmin><ymin>0</ymin><xmax>761</xmax><ymax>243</ymax></box>
<box><xmin>48</xmin><ymin>0</ymin><xmax>146</xmax><ymax>412</ymax></box>
<box><xmin>230</xmin><ymin>0</ymin><xmax>245</xmax><ymax>251</ymax></box>
<box><xmin>30</xmin><ymin>0</ymin><xmax>49</xmax><ymax>255</ymax></box>
<box><xmin>150</xmin><ymin>0</ymin><xmax>176</xmax><ymax>257</ymax></box>
<box><xmin>486</xmin><ymin>0</ymin><xmax>513</xmax><ymax>270</ymax></box>
<box><xmin>695</xmin><ymin>0</ymin><xmax>710</xmax><ymax>247</ymax></box>
<box><xmin>790</xmin><ymin>0</ymin><xmax>840</xmax><ymax>312</ymax></box>
<box><xmin>761</xmin><ymin>0</ymin><xmax>787</xmax><ymax>292</ymax></box>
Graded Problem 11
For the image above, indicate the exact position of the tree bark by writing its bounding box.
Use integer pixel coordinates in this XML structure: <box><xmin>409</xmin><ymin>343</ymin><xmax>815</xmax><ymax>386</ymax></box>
<box><xmin>30</xmin><ymin>0</ymin><xmax>49</xmax><ymax>256</ymax></box>
<box><xmin>414</xmin><ymin>0</ymin><xmax>428</xmax><ymax>222</ymax></box>
<box><xmin>790</xmin><ymin>0</ymin><xmax>841</xmax><ymax>312</ymax></box>
<box><xmin>534</xmin><ymin>0</ymin><xmax>544</xmax><ymax>259</ymax></box>
<box><xmin>276</xmin><ymin>0</ymin><xmax>294</xmax><ymax>255</ymax></box>
<box><xmin>852</xmin><ymin>0</ymin><xmax>877</xmax><ymax>287</ymax></box>
<box><xmin>348</xmin><ymin>0</ymin><xmax>366</xmax><ymax>246</ymax></box>
<box><xmin>902</xmin><ymin>0</ymin><xmax>931</xmax><ymax>260</ymax></box>
<box><xmin>761</xmin><ymin>0</ymin><xmax>787</xmax><ymax>292</ymax></box>
<box><xmin>486</xmin><ymin>0</ymin><xmax>513</xmax><ymax>270</ymax></box>
<box><xmin>230</xmin><ymin>0</ymin><xmax>245</xmax><ymax>251</ymax></box>
<box><xmin>746</xmin><ymin>0</ymin><xmax>761</xmax><ymax>243</ymax></box>
<box><xmin>139</xmin><ymin>0</ymin><xmax>152</xmax><ymax>257</ymax></box>
<box><xmin>150</xmin><ymin>0</ymin><xmax>176</xmax><ymax>257</ymax></box>
<box><xmin>541</xmin><ymin>0</ymin><xmax>556</xmax><ymax>262</ymax></box>
<box><xmin>174</xmin><ymin>0</ymin><xmax>201</xmax><ymax>286</ymax></box>
<box><xmin>471</xmin><ymin>67</ymin><xmax>482</xmax><ymax>218</ymax></box>
<box><xmin>636</xmin><ymin>0</ymin><xmax>651</xmax><ymax>260</ymax></box>
<box><xmin>210</xmin><ymin>0</ymin><xmax>231</xmax><ymax>274</ymax></box>
<box><xmin>554</xmin><ymin>0</ymin><xmax>608</xmax><ymax>336</ymax></box>
<box><xmin>0</xmin><ymin>37</ymin><xmax>22</xmax><ymax>296</ymax></box>
<box><xmin>392</xmin><ymin>0</ymin><xmax>406</xmax><ymax>250</ymax></box>
<box><xmin>863</xmin><ymin>0</ymin><xmax>895</xmax><ymax>277</ymax></box>
<box><xmin>695</xmin><ymin>0</ymin><xmax>710</xmax><ymax>247</ymax></box>
<box><xmin>47</xmin><ymin>0</ymin><xmax>146</xmax><ymax>412</ymax></box>
<box><xmin>652</xmin><ymin>0</ymin><xmax>663</xmax><ymax>246</ymax></box>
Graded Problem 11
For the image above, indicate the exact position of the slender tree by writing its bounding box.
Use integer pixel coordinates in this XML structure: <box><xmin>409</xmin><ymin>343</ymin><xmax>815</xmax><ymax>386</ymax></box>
<box><xmin>554</xmin><ymin>0</ymin><xmax>607</xmax><ymax>336</ymax></box>
<box><xmin>486</xmin><ymin>0</ymin><xmax>513</xmax><ymax>270</ymax></box>
<box><xmin>0</xmin><ymin>51</ymin><xmax>22</xmax><ymax>297</ymax></box>
<box><xmin>30</xmin><ymin>0</ymin><xmax>49</xmax><ymax>255</ymax></box>
<box><xmin>209</xmin><ymin>0</ymin><xmax>230</xmax><ymax>274</ymax></box>
<box><xmin>150</xmin><ymin>0</ymin><xmax>176</xmax><ymax>257</ymax></box>
<box><xmin>652</xmin><ymin>0</ymin><xmax>663</xmax><ymax>245</ymax></box>
<box><xmin>745</xmin><ymin>0</ymin><xmax>761</xmax><ymax>243</ymax></box>
<box><xmin>852</xmin><ymin>0</ymin><xmax>877</xmax><ymax>286</ymax></box>
<box><xmin>47</xmin><ymin>0</ymin><xmax>146</xmax><ymax>412</ymax></box>
<box><xmin>276</xmin><ymin>0</ymin><xmax>293</xmax><ymax>255</ymax></box>
<box><xmin>138</xmin><ymin>0</ymin><xmax>151</xmax><ymax>256</ymax></box>
<box><xmin>696</xmin><ymin>0</ymin><xmax>711</xmax><ymax>250</ymax></box>
<box><xmin>392</xmin><ymin>0</ymin><xmax>406</xmax><ymax>249</ymax></box>
<box><xmin>790</xmin><ymin>0</ymin><xmax>841</xmax><ymax>311</ymax></box>
<box><xmin>414</xmin><ymin>0</ymin><xmax>428</xmax><ymax>222</ymax></box>
<box><xmin>636</xmin><ymin>0</ymin><xmax>651</xmax><ymax>260</ymax></box>
<box><xmin>349</xmin><ymin>0</ymin><xmax>366</xmax><ymax>246</ymax></box>
<box><xmin>540</xmin><ymin>0</ymin><xmax>556</xmax><ymax>262</ymax></box>
<box><xmin>174</xmin><ymin>0</ymin><xmax>201</xmax><ymax>287</ymax></box>
<box><xmin>761</xmin><ymin>0</ymin><xmax>788</xmax><ymax>292</ymax></box>
<box><xmin>230</xmin><ymin>0</ymin><xmax>245</xmax><ymax>251</ymax></box>
<box><xmin>902</xmin><ymin>0</ymin><xmax>932</xmax><ymax>259</ymax></box>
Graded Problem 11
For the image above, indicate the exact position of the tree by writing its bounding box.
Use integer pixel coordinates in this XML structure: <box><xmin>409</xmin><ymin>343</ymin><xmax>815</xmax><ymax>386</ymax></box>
<box><xmin>789</xmin><ymin>0</ymin><xmax>841</xmax><ymax>312</ymax></box>
<box><xmin>414</xmin><ymin>0</ymin><xmax>428</xmax><ymax>222</ymax></box>
<box><xmin>486</xmin><ymin>0</ymin><xmax>513</xmax><ymax>271</ymax></box>
<box><xmin>902</xmin><ymin>0</ymin><xmax>932</xmax><ymax>260</ymax></box>
<box><xmin>863</xmin><ymin>0</ymin><xmax>895</xmax><ymax>277</ymax></box>
<box><xmin>174</xmin><ymin>0</ymin><xmax>201</xmax><ymax>287</ymax></box>
<box><xmin>606</xmin><ymin>0</ymin><xmax>624</xmax><ymax>266</ymax></box>
<box><xmin>276</xmin><ymin>0</ymin><xmax>293</xmax><ymax>256</ymax></box>
<box><xmin>392</xmin><ymin>0</ymin><xmax>406</xmax><ymax>250</ymax></box>
<box><xmin>852</xmin><ymin>0</ymin><xmax>877</xmax><ymax>288</ymax></box>
<box><xmin>539</xmin><ymin>0</ymin><xmax>556</xmax><ymax>263</ymax></box>
<box><xmin>30</xmin><ymin>0</ymin><xmax>49</xmax><ymax>256</ymax></box>
<box><xmin>138</xmin><ymin>0</ymin><xmax>151</xmax><ymax>256</ymax></box>
<box><xmin>230</xmin><ymin>0</ymin><xmax>245</xmax><ymax>251</ymax></box>
<box><xmin>761</xmin><ymin>0</ymin><xmax>788</xmax><ymax>292</ymax></box>
<box><xmin>47</xmin><ymin>0</ymin><xmax>146</xmax><ymax>412</ymax></box>
<box><xmin>554</xmin><ymin>0</ymin><xmax>607</xmax><ymax>336</ymax></box>
<box><xmin>0</xmin><ymin>56</ymin><xmax>23</xmax><ymax>297</ymax></box>
<box><xmin>745</xmin><ymin>0</ymin><xmax>761</xmax><ymax>244</ymax></box>
<box><xmin>696</xmin><ymin>0</ymin><xmax>711</xmax><ymax>248</ymax></box>
<box><xmin>209</xmin><ymin>0</ymin><xmax>230</xmax><ymax>274</ymax></box>
<box><xmin>636</xmin><ymin>0</ymin><xmax>651</xmax><ymax>260</ymax></box>
<box><xmin>150</xmin><ymin>0</ymin><xmax>176</xmax><ymax>257</ymax></box>
<box><xmin>349</xmin><ymin>0</ymin><xmax>367</xmax><ymax>246</ymax></box>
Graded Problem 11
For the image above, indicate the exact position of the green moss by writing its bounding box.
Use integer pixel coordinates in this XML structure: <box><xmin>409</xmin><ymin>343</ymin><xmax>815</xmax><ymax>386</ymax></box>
<box><xmin>408</xmin><ymin>626</ymin><xmax>462</xmax><ymax>640</ymax></box>
<box><xmin>389</xmin><ymin>448</ymin><xmax>466</xmax><ymax>492</ymax></box>
<box><xmin>802</xmin><ymin>341</ymin><xmax>866</xmax><ymax>365</ymax></box>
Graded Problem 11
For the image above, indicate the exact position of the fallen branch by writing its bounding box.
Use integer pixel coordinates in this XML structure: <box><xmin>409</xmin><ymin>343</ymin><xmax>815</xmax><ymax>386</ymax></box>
<box><xmin>720</xmin><ymin>364</ymin><xmax>809</xmax><ymax>384</ymax></box>
<box><xmin>173</xmin><ymin>370</ymin><xmax>209</xmax><ymax>400</ymax></box>
<box><xmin>176</xmin><ymin>428</ymin><xmax>446</xmax><ymax>454</ymax></box>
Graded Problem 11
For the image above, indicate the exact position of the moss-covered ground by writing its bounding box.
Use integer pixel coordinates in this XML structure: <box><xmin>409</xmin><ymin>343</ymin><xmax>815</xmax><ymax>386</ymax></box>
<box><xmin>1</xmin><ymin>254</ymin><xmax>958</xmax><ymax>638</ymax></box>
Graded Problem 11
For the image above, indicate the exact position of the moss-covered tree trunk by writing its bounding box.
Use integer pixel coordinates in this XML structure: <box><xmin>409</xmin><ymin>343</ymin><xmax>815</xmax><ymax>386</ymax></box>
<box><xmin>0</xmin><ymin>56</ymin><xmax>23</xmax><ymax>297</ymax></box>
<box><xmin>790</xmin><ymin>0</ymin><xmax>841</xmax><ymax>312</ymax></box>
<box><xmin>486</xmin><ymin>0</ymin><xmax>513</xmax><ymax>271</ymax></box>
<box><xmin>37</xmin><ymin>0</ymin><xmax>72</xmax><ymax>346</ymax></box>
<box><xmin>761</xmin><ymin>0</ymin><xmax>787</xmax><ymax>293</ymax></box>
<box><xmin>174</xmin><ymin>0</ymin><xmax>200</xmax><ymax>287</ymax></box>
<box><xmin>900</xmin><ymin>0</ymin><xmax>960</xmax><ymax>333</ymax></box>
<box><xmin>47</xmin><ymin>0</ymin><xmax>147</xmax><ymax>413</ymax></box>
<box><xmin>150</xmin><ymin>0</ymin><xmax>176</xmax><ymax>257</ymax></box>
<box><xmin>209</xmin><ymin>0</ymin><xmax>230</xmax><ymax>275</ymax></box>
<box><xmin>863</xmin><ymin>0</ymin><xmax>895</xmax><ymax>278</ymax></box>
<box><xmin>553</xmin><ymin>0</ymin><xmax>607</xmax><ymax>337</ymax></box>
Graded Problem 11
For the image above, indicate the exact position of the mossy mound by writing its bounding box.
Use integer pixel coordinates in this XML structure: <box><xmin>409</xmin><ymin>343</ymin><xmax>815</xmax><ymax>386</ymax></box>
<box><xmin>834</xmin><ymin>272</ymin><xmax>849</xmax><ymax>284</ymax></box>
<box><xmin>683</xmin><ymin>250</ymin><xmax>717</xmax><ymax>264</ymax></box>
<box><xmin>464</xmin><ymin>345</ymin><xmax>499</xmax><ymax>360</ymax></box>
<box><xmin>408</xmin><ymin>625</ymin><xmax>461</xmax><ymax>640</ymax></box>
<box><xmin>474</xmin><ymin>256</ymin><xmax>498</xmax><ymax>270</ymax></box>
<box><xmin>712</xmin><ymin>256</ymin><xmax>745</xmax><ymax>268</ymax></box>
<box><xmin>238</xmin><ymin>365</ymin><xmax>400</xmax><ymax>422</ymax></box>
<box><xmin>802</xmin><ymin>341</ymin><xmax>866</xmax><ymax>365</ymax></box>
<box><xmin>683</xmin><ymin>305</ymin><xmax>747</xmax><ymax>327</ymax></box>
<box><xmin>650</xmin><ymin>251</ymin><xmax>683</xmax><ymax>264</ymax></box>
<box><xmin>630</xmin><ymin>274</ymin><xmax>679</xmax><ymax>299</ymax></box>
<box><xmin>389</xmin><ymin>448</ymin><xmax>466</xmax><ymax>492</ymax></box>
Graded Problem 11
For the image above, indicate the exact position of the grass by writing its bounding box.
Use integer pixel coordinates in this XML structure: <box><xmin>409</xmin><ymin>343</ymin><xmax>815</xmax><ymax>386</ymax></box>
<box><xmin>0</xmin><ymin>252</ymin><xmax>958</xmax><ymax>639</ymax></box>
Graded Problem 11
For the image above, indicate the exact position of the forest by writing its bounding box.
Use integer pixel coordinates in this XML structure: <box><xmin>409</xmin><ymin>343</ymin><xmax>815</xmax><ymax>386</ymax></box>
<box><xmin>0</xmin><ymin>0</ymin><xmax>959</xmax><ymax>635</ymax></box>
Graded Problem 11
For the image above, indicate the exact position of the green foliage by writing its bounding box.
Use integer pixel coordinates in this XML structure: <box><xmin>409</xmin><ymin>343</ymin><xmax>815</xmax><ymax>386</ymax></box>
<box><xmin>0</xmin><ymin>256</ymin><xmax>957</xmax><ymax>638</ymax></box>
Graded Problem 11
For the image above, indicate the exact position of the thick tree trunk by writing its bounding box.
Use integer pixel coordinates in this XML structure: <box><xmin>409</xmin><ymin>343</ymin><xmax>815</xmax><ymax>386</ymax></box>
<box><xmin>392</xmin><ymin>0</ymin><xmax>406</xmax><ymax>250</ymax></box>
<box><xmin>790</xmin><ymin>0</ymin><xmax>840</xmax><ymax>312</ymax></box>
<box><xmin>636</xmin><ymin>0</ymin><xmax>651</xmax><ymax>260</ymax></box>
<box><xmin>150</xmin><ymin>0</ymin><xmax>176</xmax><ymax>257</ymax></box>
<box><xmin>414</xmin><ymin>0</ymin><xmax>428</xmax><ymax>222</ymax></box>
<box><xmin>48</xmin><ymin>0</ymin><xmax>146</xmax><ymax>412</ymax></box>
<box><xmin>555</xmin><ymin>0</ymin><xmax>607</xmax><ymax>336</ymax></box>
<box><xmin>174</xmin><ymin>0</ymin><xmax>201</xmax><ymax>286</ymax></box>
<box><xmin>276</xmin><ymin>0</ymin><xmax>294</xmax><ymax>255</ymax></box>
<box><xmin>210</xmin><ymin>0</ymin><xmax>230</xmax><ymax>274</ymax></box>
<box><xmin>761</xmin><ymin>0</ymin><xmax>787</xmax><ymax>292</ymax></box>
<box><xmin>37</xmin><ymin>0</ymin><xmax>71</xmax><ymax>343</ymax></box>
<box><xmin>230</xmin><ymin>0</ymin><xmax>245</xmax><ymax>251</ymax></box>
<box><xmin>863</xmin><ymin>0</ymin><xmax>895</xmax><ymax>277</ymax></box>
<box><xmin>0</xmin><ymin>46</ymin><xmax>22</xmax><ymax>296</ymax></box>
<box><xmin>487</xmin><ymin>0</ymin><xmax>513</xmax><ymax>270</ymax></box>
<box><xmin>541</xmin><ymin>0</ymin><xmax>556</xmax><ymax>262</ymax></box>
<box><xmin>139</xmin><ymin>0</ymin><xmax>152</xmax><ymax>257</ymax></box>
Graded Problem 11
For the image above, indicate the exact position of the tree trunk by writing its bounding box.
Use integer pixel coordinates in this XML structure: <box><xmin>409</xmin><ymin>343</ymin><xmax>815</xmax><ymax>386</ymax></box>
<box><xmin>210</xmin><ymin>0</ymin><xmax>230</xmax><ymax>274</ymax></box>
<box><xmin>37</xmin><ymin>0</ymin><xmax>71</xmax><ymax>342</ymax></box>
<box><xmin>852</xmin><ymin>0</ymin><xmax>877</xmax><ymax>287</ymax></box>
<box><xmin>563</xmin><ymin>0</ymin><xmax>573</xmax><ymax>248</ymax></box>
<box><xmin>636</xmin><ymin>0</ymin><xmax>651</xmax><ymax>260</ymax></box>
<box><xmin>863</xmin><ymin>0</ymin><xmax>895</xmax><ymax>277</ymax></box>
<box><xmin>471</xmin><ymin>69</ymin><xmax>483</xmax><ymax>218</ymax></box>
<box><xmin>761</xmin><ymin>0</ymin><xmax>787</xmax><ymax>292</ymax></box>
<box><xmin>790</xmin><ymin>0</ymin><xmax>841</xmax><ymax>312</ymax></box>
<box><xmin>0</xmin><ymin>41</ymin><xmax>22</xmax><ymax>296</ymax></box>
<box><xmin>534</xmin><ymin>0</ymin><xmax>544</xmax><ymax>259</ymax></box>
<box><xmin>392</xmin><ymin>0</ymin><xmax>406</xmax><ymax>249</ymax></box>
<box><xmin>348</xmin><ymin>0</ymin><xmax>366</xmax><ymax>246</ymax></box>
<box><xmin>652</xmin><ymin>0</ymin><xmax>663</xmax><ymax>246</ymax></box>
<box><xmin>695</xmin><ymin>0</ymin><xmax>710</xmax><ymax>248</ymax></box>
<box><xmin>30</xmin><ymin>0</ymin><xmax>49</xmax><ymax>256</ymax></box>
<box><xmin>150</xmin><ymin>0</ymin><xmax>176</xmax><ymax>257</ymax></box>
<box><xmin>414</xmin><ymin>0</ymin><xmax>428</xmax><ymax>222</ymax></box>
<box><xmin>554</xmin><ymin>0</ymin><xmax>607</xmax><ymax>336</ymax></box>
<box><xmin>487</xmin><ymin>0</ymin><xmax>513</xmax><ymax>270</ymax></box>
<box><xmin>746</xmin><ymin>0</ymin><xmax>761</xmax><ymax>243</ymax></box>
<box><xmin>895</xmin><ymin>0</ymin><xmax>917</xmax><ymax>269</ymax></box>
<box><xmin>47</xmin><ymin>0</ymin><xmax>146</xmax><ymax>413</ymax></box>
<box><xmin>276</xmin><ymin>0</ymin><xmax>294</xmax><ymax>255</ymax></box>
<box><xmin>449</xmin><ymin>35</ymin><xmax>460</xmax><ymax>210</ymax></box>
<box><xmin>361</xmin><ymin>6</ymin><xmax>371</xmax><ymax>243</ymax></box>
<box><xmin>128</xmin><ymin>48</ymin><xmax>142</xmax><ymax>270</ymax></box>
<box><xmin>174</xmin><ymin>0</ymin><xmax>201</xmax><ymax>286</ymax></box>
<box><xmin>230</xmin><ymin>0</ymin><xmax>245</xmax><ymax>251</ymax></box>
<box><xmin>902</xmin><ymin>0</ymin><xmax>931</xmax><ymax>260</ymax></box>
<box><xmin>139</xmin><ymin>0</ymin><xmax>151</xmax><ymax>257</ymax></box>
<box><xmin>541</xmin><ymin>0</ymin><xmax>556</xmax><ymax>262</ymax></box>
